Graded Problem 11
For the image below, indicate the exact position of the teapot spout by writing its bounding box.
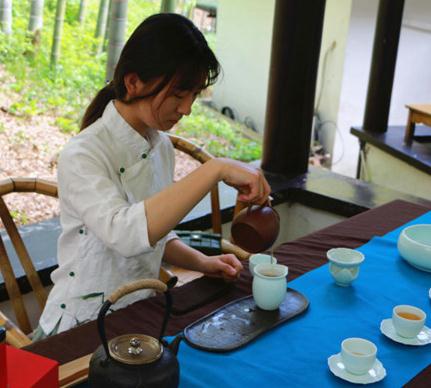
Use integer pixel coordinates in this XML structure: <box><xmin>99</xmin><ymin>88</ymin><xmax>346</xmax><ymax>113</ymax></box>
<box><xmin>167</xmin><ymin>333</ymin><xmax>183</xmax><ymax>356</ymax></box>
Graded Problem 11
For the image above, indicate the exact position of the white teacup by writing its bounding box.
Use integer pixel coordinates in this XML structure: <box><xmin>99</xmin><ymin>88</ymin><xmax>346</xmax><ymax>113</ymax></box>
<box><xmin>392</xmin><ymin>305</ymin><xmax>426</xmax><ymax>338</ymax></box>
<box><xmin>252</xmin><ymin>263</ymin><xmax>288</xmax><ymax>310</ymax></box>
<box><xmin>249</xmin><ymin>253</ymin><xmax>277</xmax><ymax>276</ymax></box>
<box><xmin>341</xmin><ymin>338</ymin><xmax>377</xmax><ymax>375</ymax></box>
<box><xmin>327</xmin><ymin>248</ymin><xmax>365</xmax><ymax>287</ymax></box>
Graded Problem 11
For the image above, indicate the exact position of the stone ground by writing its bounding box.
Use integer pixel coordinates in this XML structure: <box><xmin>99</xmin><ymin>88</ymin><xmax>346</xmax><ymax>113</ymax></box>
<box><xmin>0</xmin><ymin>65</ymin><xmax>198</xmax><ymax>227</ymax></box>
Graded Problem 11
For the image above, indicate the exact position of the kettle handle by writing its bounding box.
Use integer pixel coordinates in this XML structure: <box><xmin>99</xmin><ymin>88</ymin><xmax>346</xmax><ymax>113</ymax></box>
<box><xmin>96</xmin><ymin>278</ymin><xmax>177</xmax><ymax>361</ymax></box>
<box><xmin>108</xmin><ymin>278</ymin><xmax>167</xmax><ymax>303</ymax></box>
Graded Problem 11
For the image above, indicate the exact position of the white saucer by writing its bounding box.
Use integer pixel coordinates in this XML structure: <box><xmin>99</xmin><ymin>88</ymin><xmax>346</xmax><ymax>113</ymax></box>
<box><xmin>380</xmin><ymin>318</ymin><xmax>431</xmax><ymax>346</ymax></box>
<box><xmin>328</xmin><ymin>353</ymin><xmax>386</xmax><ymax>384</ymax></box>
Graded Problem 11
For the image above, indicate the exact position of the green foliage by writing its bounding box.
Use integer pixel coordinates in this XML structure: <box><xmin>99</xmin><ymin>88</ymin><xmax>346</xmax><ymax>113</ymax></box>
<box><xmin>12</xmin><ymin>130</ymin><xmax>30</xmax><ymax>145</ymax></box>
<box><xmin>0</xmin><ymin>1</ymin><xmax>261</xmax><ymax>162</ymax></box>
<box><xmin>176</xmin><ymin>102</ymin><xmax>261</xmax><ymax>162</ymax></box>
<box><xmin>10</xmin><ymin>210</ymin><xmax>29</xmax><ymax>225</ymax></box>
<box><xmin>55</xmin><ymin>117</ymin><xmax>79</xmax><ymax>134</ymax></box>
<box><xmin>0</xmin><ymin>1</ymin><xmax>159</xmax><ymax>121</ymax></box>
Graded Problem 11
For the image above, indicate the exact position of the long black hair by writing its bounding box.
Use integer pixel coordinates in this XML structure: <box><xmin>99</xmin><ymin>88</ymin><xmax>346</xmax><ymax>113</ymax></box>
<box><xmin>81</xmin><ymin>13</ymin><xmax>220</xmax><ymax>130</ymax></box>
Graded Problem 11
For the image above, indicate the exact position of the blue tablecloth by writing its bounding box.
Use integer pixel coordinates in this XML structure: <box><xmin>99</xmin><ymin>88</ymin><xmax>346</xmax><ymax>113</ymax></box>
<box><xmin>175</xmin><ymin>212</ymin><xmax>431</xmax><ymax>387</ymax></box>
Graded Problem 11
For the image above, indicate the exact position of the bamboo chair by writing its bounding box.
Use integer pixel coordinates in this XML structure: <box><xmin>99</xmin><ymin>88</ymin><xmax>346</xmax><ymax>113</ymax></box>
<box><xmin>0</xmin><ymin>177</ymin><xmax>175</xmax><ymax>348</ymax></box>
<box><xmin>0</xmin><ymin>178</ymin><xmax>57</xmax><ymax>347</ymax></box>
<box><xmin>168</xmin><ymin>134</ymin><xmax>250</xmax><ymax>260</ymax></box>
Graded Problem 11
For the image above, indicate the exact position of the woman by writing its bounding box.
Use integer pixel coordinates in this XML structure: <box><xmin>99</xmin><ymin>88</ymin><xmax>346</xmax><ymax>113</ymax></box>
<box><xmin>36</xmin><ymin>13</ymin><xmax>271</xmax><ymax>338</ymax></box>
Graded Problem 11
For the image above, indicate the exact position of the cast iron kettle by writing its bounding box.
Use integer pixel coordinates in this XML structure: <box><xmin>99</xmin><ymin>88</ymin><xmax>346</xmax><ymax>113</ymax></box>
<box><xmin>231</xmin><ymin>202</ymin><xmax>280</xmax><ymax>253</ymax></box>
<box><xmin>88</xmin><ymin>278</ymin><xmax>182</xmax><ymax>388</ymax></box>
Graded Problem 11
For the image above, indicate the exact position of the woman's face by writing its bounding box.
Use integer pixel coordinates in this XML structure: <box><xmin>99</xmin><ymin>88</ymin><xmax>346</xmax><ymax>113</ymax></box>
<box><xmin>149</xmin><ymin>85</ymin><xmax>200</xmax><ymax>131</ymax></box>
<box><xmin>125</xmin><ymin>74</ymin><xmax>201</xmax><ymax>133</ymax></box>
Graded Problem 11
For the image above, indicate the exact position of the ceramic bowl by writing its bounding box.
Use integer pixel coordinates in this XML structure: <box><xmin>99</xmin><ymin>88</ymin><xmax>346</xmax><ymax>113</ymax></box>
<box><xmin>397</xmin><ymin>224</ymin><xmax>431</xmax><ymax>272</ymax></box>
<box><xmin>326</xmin><ymin>248</ymin><xmax>365</xmax><ymax>287</ymax></box>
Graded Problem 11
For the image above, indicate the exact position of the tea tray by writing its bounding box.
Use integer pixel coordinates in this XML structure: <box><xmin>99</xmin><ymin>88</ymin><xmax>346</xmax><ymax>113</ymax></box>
<box><xmin>184</xmin><ymin>288</ymin><xmax>309</xmax><ymax>352</ymax></box>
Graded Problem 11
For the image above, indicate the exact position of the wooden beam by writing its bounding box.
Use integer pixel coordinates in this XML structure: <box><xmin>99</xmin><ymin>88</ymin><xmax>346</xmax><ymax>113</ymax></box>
<box><xmin>59</xmin><ymin>354</ymin><xmax>92</xmax><ymax>387</ymax></box>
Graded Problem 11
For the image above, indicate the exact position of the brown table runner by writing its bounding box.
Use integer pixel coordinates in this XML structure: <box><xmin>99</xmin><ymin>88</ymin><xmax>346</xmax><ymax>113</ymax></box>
<box><xmin>24</xmin><ymin>199</ymin><xmax>431</xmax><ymax>386</ymax></box>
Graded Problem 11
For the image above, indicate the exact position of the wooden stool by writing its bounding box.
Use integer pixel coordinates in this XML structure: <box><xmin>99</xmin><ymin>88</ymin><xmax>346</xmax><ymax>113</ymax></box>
<box><xmin>404</xmin><ymin>104</ymin><xmax>431</xmax><ymax>144</ymax></box>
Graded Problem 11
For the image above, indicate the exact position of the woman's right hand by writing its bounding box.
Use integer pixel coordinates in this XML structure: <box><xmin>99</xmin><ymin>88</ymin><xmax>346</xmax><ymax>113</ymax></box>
<box><xmin>215</xmin><ymin>158</ymin><xmax>271</xmax><ymax>205</ymax></box>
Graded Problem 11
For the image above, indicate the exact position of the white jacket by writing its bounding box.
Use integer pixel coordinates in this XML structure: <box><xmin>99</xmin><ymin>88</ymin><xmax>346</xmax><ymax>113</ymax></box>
<box><xmin>39</xmin><ymin>101</ymin><xmax>177</xmax><ymax>334</ymax></box>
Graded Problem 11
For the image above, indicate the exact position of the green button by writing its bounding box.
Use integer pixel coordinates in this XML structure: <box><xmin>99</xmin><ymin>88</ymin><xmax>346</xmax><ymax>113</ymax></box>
<box><xmin>79</xmin><ymin>229</ymin><xmax>84</xmax><ymax>234</ymax></box>
<box><xmin>60</xmin><ymin>303</ymin><xmax>66</xmax><ymax>309</ymax></box>
<box><xmin>141</xmin><ymin>153</ymin><xmax>147</xmax><ymax>159</ymax></box>
<box><xmin>69</xmin><ymin>271</ymin><xmax>75</xmax><ymax>277</ymax></box>
<box><xmin>120</xmin><ymin>167</ymin><xmax>125</xmax><ymax>173</ymax></box>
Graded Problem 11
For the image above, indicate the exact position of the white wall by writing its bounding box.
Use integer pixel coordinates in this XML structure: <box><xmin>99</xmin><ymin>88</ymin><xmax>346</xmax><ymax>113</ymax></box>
<box><xmin>212</xmin><ymin>0</ymin><xmax>275</xmax><ymax>133</ymax></box>
<box><xmin>314</xmin><ymin>0</ymin><xmax>352</xmax><ymax>163</ymax></box>
<box><xmin>334</xmin><ymin>0</ymin><xmax>431</xmax><ymax>177</ymax></box>
<box><xmin>213</xmin><ymin>0</ymin><xmax>352</xmax><ymax>147</ymax></box>
<box><xmin>360</xmin><ymin>144</ymin><xmax>431</xmax><ymax>200</ymax></box>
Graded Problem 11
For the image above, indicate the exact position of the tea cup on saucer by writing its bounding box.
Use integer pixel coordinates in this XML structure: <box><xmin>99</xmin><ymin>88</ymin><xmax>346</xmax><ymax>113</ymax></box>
<box><xmin>252</xmin><ymin>263</ymin><xmax>288</xmax><ymax>310</ymax></box>
<box><xmin>380</xmin><ymin>318</ymin><xmax>431</xmax><ymax>345</ymax></box>
<box><xmin>328</xmin><ymin>351</ymin><xmax>386</xmax><ymax>384</ymax></box>
<box><xmin>327</xmin><ymin>248</ymin><xmax>365</xmax><ymax>287</ymax></box>
<box><xmin>249</xmin><ymin>253</ymin><xmax>277</xmax><ymax>276</ymax></box>
<box><xmin>341</xmin><ymin>338</ymin><xmax>377</xmax><ymax>375</ymax></box>
<box><xmin>392</xmin><ymin>305</ymin><xmax>426</xmax><ymax>338</ymax></box>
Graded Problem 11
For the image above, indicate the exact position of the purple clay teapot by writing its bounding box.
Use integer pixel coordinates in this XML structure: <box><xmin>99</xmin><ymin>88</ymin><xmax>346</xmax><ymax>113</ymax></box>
<box><xmin>231</xmin><ymin>203</ymin><xmax>280</xmax><ymax>253</ymax></box>
<box><xmin>88</xmin><ymin>278</ymin><xmax>182</xmax><ymax>388</ymax></box>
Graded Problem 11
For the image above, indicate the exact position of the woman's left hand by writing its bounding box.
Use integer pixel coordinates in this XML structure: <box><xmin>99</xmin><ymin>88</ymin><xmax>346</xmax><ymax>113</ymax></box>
<box><xmin>201</xmin><ymin>254</ymin><xmax>243</xmax><ymax>281</ymax></box>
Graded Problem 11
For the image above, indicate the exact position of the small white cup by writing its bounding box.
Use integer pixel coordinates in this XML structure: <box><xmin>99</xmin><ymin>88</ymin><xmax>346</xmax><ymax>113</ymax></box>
<box><xmin>249</xmin><ymin>254</ymin><xmax>277</xmax><ymax>276</ymax></box>
<box><xmin>341</xmin><ymin>338</ymin><xmax>377</xmax><ymax>375</ymax></box>
<box><xmin>327</xmin><ymin>248</ymin><xmax>365</xmax><ymax>287</ymax></box>
<box><xmin>392</xmin><ymin>305</ymin><xmax>426</xmax><ymax>338</ymax></box>
<box><xmin>252</xmin><ymin>263</ymin><xmax>288</xmax><ymax>310</ymax></box>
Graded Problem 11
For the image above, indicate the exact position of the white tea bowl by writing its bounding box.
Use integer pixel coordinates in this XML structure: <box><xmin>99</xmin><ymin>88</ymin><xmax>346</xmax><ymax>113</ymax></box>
<box><xmin>392</xmin><ymin>305</ymin><xmax>426</xmax><ymax>338</ymax></box>
<box><xmin>327</xmin><ymin>248</ymin><xmax>365</xmax><ymax>287</ymax></box>
<box><xmin>397</xmin><ymin>224</ymin><xmax>431</xmax><ymax>272</ymax></box>
<box><xmin>341</xmin><ymin>338</ymin><xmax>377</xmax><ymax>375</ymax></box>
<box><xmin>252</xmin><ymin>263</ymin><xmax>288</xmax><ymax>310</ymax></box>
<box><xmin>249</xmin><ymin>253</ymin><xmax>277</xmax><ymax>276</ymax></box>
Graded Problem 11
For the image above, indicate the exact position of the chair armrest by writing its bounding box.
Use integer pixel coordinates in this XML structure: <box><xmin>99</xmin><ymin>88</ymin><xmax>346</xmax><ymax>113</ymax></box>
<box><xmin>159</xmin><ymin>266</ymin><xmax>176</xmax><ymax>285</ymax></box>
<box><xmin>0</xmin><ymin>309</ymin><xmax>31</xmax><ymax>348</ymax></box>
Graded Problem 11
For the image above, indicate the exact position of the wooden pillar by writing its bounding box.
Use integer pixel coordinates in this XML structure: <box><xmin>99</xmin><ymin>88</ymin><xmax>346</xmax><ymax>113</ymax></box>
<box><xmin>261</xmin><ymin>0</ymin><xmax>326</xmax><ymax>176</ymax></box>
<box><xmin>363</xmin><ymin>0</ymin><xmax>404</xmax><ymax>133</ymax></box>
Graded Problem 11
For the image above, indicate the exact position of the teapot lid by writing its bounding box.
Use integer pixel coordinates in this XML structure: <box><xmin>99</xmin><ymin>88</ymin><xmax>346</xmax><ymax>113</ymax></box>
<box><xmin>109</xmin><ymin>334</ymin><xmax>163</xmax><ymax>365</ymax></box>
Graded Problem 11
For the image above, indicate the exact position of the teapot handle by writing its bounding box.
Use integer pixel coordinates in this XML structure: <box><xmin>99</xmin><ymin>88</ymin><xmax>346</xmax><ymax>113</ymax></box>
<box><xmin>246</xmin><ymin>197</ymin><xmax>274</xmax><ymax>212</ymax></box>
<box><xmin>97</xmin><ymin>278</ymin><xmax>177</xmax><ymax>361</ymax></box>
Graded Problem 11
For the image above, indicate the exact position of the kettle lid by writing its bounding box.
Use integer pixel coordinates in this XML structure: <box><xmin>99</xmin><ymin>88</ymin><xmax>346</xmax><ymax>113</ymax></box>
<box><xmin>109</xmin><ymin>334</ymin><xmax>163</xmax><ymax>365</ymax></box>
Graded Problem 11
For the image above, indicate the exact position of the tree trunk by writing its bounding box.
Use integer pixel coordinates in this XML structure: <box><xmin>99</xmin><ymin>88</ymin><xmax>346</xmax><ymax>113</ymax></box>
<box><xmin>102</xmin><ymin>0</ymin><xmax>112</xmax><ymax>52</ymax></box>
<box><xmin>160</xmin><ymin>0</ymin><xmax>175</xmax><ymax>13</ymax></box>
<box><xmin>28</xmin><ymin>0</ymin><xmax>44</xmax><ymax>32</ymax></box>
<box><xmin>78</xmin><ymin>0</ymin><xmax>86</xmax><ymax>24</ymax></box>
<box><xmin>50</xmin><ymin>0</ymin><xmax>67</xmax><ymax>69</ymax></box>
<box><xmin>105</xmin><ymin>0</ymin><xmax>128</xmax><ymax>82</ymax></box>
<box><xmin>94</xmin><ymin>0</ymin><xmax>109</xmax><ymax>55</ymax></box>
<box><xmin>0</xmin><ymin>0</ymin><xmax>12</xmax><ymax>35</ymax></box>
<box><xmin>184</xmin><ymin>0</ymin><xmax>195</xmax><ymax>19</ymax></box>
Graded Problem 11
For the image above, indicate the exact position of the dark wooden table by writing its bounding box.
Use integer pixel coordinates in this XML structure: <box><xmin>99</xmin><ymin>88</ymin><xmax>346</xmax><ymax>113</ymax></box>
<box><xmin>25</xmin><ymin>199</ymin><xmax>431</xmax><ymax>386</ymax></box>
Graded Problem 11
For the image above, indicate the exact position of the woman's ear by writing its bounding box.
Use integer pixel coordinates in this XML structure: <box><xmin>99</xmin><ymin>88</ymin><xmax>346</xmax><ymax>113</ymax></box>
<box><xmin>123</xmin><ymin>73</ymin><xmax>145</xmax><ymax>99</ymax></box>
